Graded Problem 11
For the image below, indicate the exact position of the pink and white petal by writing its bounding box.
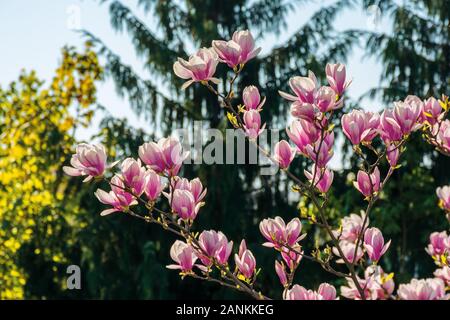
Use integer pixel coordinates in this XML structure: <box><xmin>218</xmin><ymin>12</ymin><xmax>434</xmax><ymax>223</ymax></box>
<box><xmin>100</xmin><ymin>208</ymin><xmax>119</xmax><ymax>216</ymax></box>
<box><xmin>63</xmin><ymin>166</ymin><xmax>82</xmax><ymax>176</ymax></box>
<box><xmin>173</xmin><ymin>60</ymin><xmax>193</xmax><ymax>79</ymax></box>
<box><xmin>181</xmin><ymin>80</ymin><xmax>195</xmax><ymax>90</ymax></box>
<box><xmin>278</xmin><ymin>90</ymin><xmax>298</xmax><ymax>101</ymax></box>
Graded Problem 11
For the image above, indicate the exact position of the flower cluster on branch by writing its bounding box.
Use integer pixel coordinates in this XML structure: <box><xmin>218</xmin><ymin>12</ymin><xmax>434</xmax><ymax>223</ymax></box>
<box><xmin>64</xmin><ymin>29</ymin><xmax>450</xmax><ymax>300</ymax></box>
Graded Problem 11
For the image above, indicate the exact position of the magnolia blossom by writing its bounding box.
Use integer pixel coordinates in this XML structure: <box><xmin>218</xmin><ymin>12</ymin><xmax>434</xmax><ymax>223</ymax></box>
<box><xmin>284</xmin><ymin>283</ymin><xmax>336</xmax><ymax>300</ymax></box>
<box><xmin>139</xmin><ymin>137</ymin><xmax>189</xmax><ymax>176</ymax></box>
<box><xmin>305</xmin><ymin>131</ymin><xmax>334</xmax><ymax>168</ymax></box>
<box><xmin>273</xmin><ymin>140</ymin><xmax>295</xmax><ymax>169</ymax></box>
<box><xmin>120</xmin><ymin>158</ymin><xmax>147</xmax><ymax>196</ymax></box>
<box><xmin>436</xmin><ymin>119</ymin><xmax>450</xmax><ymax>154</ymax></box>
<box><xmin>234</xmin><ymin>240</ymin><xmax>256</xmax><ymax>279</ymax></box>
<box><xmin>242</xmin><ymin>85</ymin><xmax>265</xmax><ymax>110</ymax></box>
<box><xmin>315</xmin><ymin>86</ymin><xmax>338</xmax><ymax>113</ymax></box>
<box><xmin>281</xmin><ymin>244</ymin><xmax>303</xmax><ymax>270</ymax></box>
<box><xmin>437</xmin><ymin>185</ymin><xmax>450</xmax><ymax>211</ymax></box>
<box><xmin>421</xmin><ymin>97</ymin><xmax>442</xmax><ymax>125</ymax></box>
<box><xmin>212</xmin><ymin>39</ymin><xmax>242</xmax><ymax>68</ymax></box>
<box><xmin>275</xmin><ymin>261</ymin><xmax>288</xmax><ymax>287</ymax></box>
<box><xmin>231</xmin><ymin>30</ymin><xmax>261</xmax><ymax>64</ymax></box>
<box><xmin>333</xmin><ymin>213</ymin><xmax>367</xmax><ymax>242</ymax></box>
<box><xmin>425</xmin><ymin>231</ymin><xmax>449</xmax><ymax>258</ymax></box>
<box><xmin>198</xmin><ymin>230</ymin><xmax>233</xmax><ymax>266</ymax></box>
<box><xmin>173</xmin><ymin>177</ymin><xmax>207</xmax><ymax>204</ymax></box>
<box><xmin>243</xmin><ymin>110</ymin><xmax>265</xmax><ymax>139</ymax></box>
<box><xmin>434</xmin><ymin>266</ymin><xmax>450</xmax><ymax>286</ymax></box>
<box><xmin>325</xmin><ymin>63</ymin><xmax>351</xmax><ymax>96</ymax></box>
<box><xmin>170</xmin><ymin>189</ymin><xmax>201</xmax><ymax>221</ymax></box>
<box><xmin>379</xmin><ymin>109</ymin><xmax>403</xmax><ymax>142</ymax></box>
<box><xmin>341</xmin><ymin>266</ymin><xmax>394</xmax><ymax>300</ymax></box>
<box><xmin>279</xmin><ymin>71</ymin><xmax>318</xmax><ymax>104</ymax></box>
<box><xmin>353</xmin><ymin>167</ymin><xmax>381</xmax><ymax>197</ymax></box>
<box><xmin>397</xmin><ymin>278</ymin><xmax>446</xmax><ymax>300</ymax></box>
<box><xmin>364</xmin><ymin>227</ymin><xmax>391</xmax><ymax>262</ymax></box>
<box><xmin>341</xmin><ymin>110</ymin><xmax>380</xmax><ymax>145</ymax></box>
<box><xmin>63</xmin><ymin>143</ymin><xmax>110</xmax><ymax>182</ymax></box>
<box><xmin>333</xmin><ymin>241</ymin><xmax>364</xmax><ymax>264</ymax></box>
<box><xmin>304</xmin><ymin>167</ymin><xmax>334</xmax><ymax>193</ymax></box>
<box><xmin>386</xmin><ymin>143</ymin><xmax>400</xmax><ymax>167</ymax></box>
<box><xmin>144</xmin><ymin>170</ymin><xmax>165</xmax><ymax>201</ymax></box>
<box><xmin>392</xmin><ymin>96</ymin><xmax>422</xmax><ymax>135</ymax></box>
<box><xmin>259</xmin><ymin>216</ymin><xmax>304</xmax><ymax>248</ymax></box>
<box><xmin>290</xmin><ymin>101</ymin><xmax>316</xmax><ymax>122</ymax></box>
<box><xmin>173</xmin><ymin>47</ymin><xmax>219</xmax><ymax>89</ymax></box>
<box><xmin>94</xmin><ymin>175</ymin><xmax>137</xmax><ymax>216</ymax></box>
<box><xmin>167</xmin><ymin>240</ymin><xmax>201</xmax><ymax>273</ymax></box>
<box><xmin>286</xmin><ymin>119</ymin><xmax>320</xmax><ymax>154</ymax></box>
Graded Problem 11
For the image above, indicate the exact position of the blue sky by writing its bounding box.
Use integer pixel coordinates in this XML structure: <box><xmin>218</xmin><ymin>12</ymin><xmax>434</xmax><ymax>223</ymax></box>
<box><xmin>0</xmin><ymin>0</ymin><xmax>390</xmax><ymax>160</ymax></box>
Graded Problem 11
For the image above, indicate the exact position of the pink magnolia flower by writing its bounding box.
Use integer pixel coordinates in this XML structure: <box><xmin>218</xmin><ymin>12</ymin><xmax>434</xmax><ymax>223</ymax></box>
<box><xmin>281</xmin><ymin>244</ymin><xmax>303</xmax><ymax>270</ymax></box>
<box><xmin>215</xmin><ymin>235</ymin><xmax>233</xmax><ymax>265</ymax></box>
<box><xmin>305</xmin><ymin>131</ymin><xmax>334</xmax><ymax>168</ymax></box>
<box><xmin>325</xmin><ymin>63</ymin><xmax>351</xmax><ymax>96</ymax></box>
<box><xmin>243</xmin><ymin>110</ymin><xmax>265</xmax><ymax>139</ymax></box>
<box><xmin>273</xmin><ymin>140</ymin><xmax>295</xmax><ymax>169</ymax></box>
<box><xmin>231</xmin><ymin>30</ymin><xmax>261</xmax><ymax>64</ymax></box>
<box><xmin>341</xmin><ymin>277</ymin><xmax>372</xmax><ymax>300</ymax></box>
<box><xmin>386</xmin><ymin>143</ymin><xmax>400</xmax><ymax>167</ymax></box>
<box><xmin>275</xmin><ymin>261</ymin><xmax>288</xmax><ymax>287</ymax></box>
<box><xmin>170</xmin><ymin>189</ymin><xmax>201</xmax><ymax>221</ymax></box>
<box><xmin>364</xmin><ymin>266</ymin><xmax>395</xmax><ymax>300</ymax></box>
<box><xmin>436</xmin><ymin>120</ymin><xmax>450</xmax><ymax>154</ymax></box>
<box><xmin>279</xmin><ymin>71</ymin><xmax>318</xmax><ymax>104</ymax></box>
<box><xmin>333</xmin><ymin>213</ymin><xmax>368</xmax><ymax>242</ymax></box>
<box><xmin>425</xmin><ymin>231</ymin><xmax>449</xmax><ymax>258</ymax></box>
<box><xmin>397</xmin><ymin>278</ymin><xmax>446</xmax><ymax>300</ymax></box>
<box><xmin>166</xmin><ymin>240</ymin><xmax>201</xmax><ymax>273</ymax></box>
<box><xmin>379</xmin><ymin>109</ymin><xmax>403</xmax><ymax>142</ymax></box>
<box><xmin>421</xmin><ymin>97</ymin><xmax>443</xmax><ymax>125</ymax></box>
<box><xmin>317</xmin><ymin>283</ymin><xmax>337</xmax><ymax>300</ymax></box>
<box><xmin>341</xmin><ymin>110</ymin><xmax>380</xmax><ymax>145</ymax></box>
<box><xmin>436</xmin><ymin>185</ymin><xmax>450</xmax><ymax>211</ymax></box>
<box><xmin>333</xmin><ymin>241</ymin><xmax>364</xmax><ymax>264</ymax></box>
<box><xmin>212</xmin><ymin>39</ymin><xmax>242</xmax><ymax>68</ymax></box>
<box><xmin>120</xmin><ymin>158</ymin><xmax>147</xmax><ymax>196</ymax></box>
<box><xmin>63</xmin><ymin>143</ymin><xmax>111</xmax><ymax>182</ymax></box>
<box><xmin>290</xmin><ymin>101</ymin><xmax>316</xmax><ymax>122</ymax></box>
<box><xmin>286</xmin><ymin>119</ymin><xmax>320</xmax><ymax>154</ymax></box>
<box><xmin>315</xmin><ymin>86</ymin><xmax>338</xmax><ymax>113</ymax></box>
<box><xmin>353</xmin><ymin>167</ymin><xmax>381</xmax><ymax>197</ymax></box>
<box><xmin>342</xmin><ymin>266</ymin><xmax>394</xmax><ymax>300</ymax></box>
<box><xmin>144</xmin><ymin>169</ymin><xmax>165</xmax><ymax>201</ymax></box>
<box><xmin>392</xmin><ymin>97</ymin><xmax>422</xmax><ymax>135</ymax></box>
<box><xmin>242</xmin><ymin>85</ymin><xmax>265</xmax><ymax>110</ymax></box>
<box><xmin>173</xmin><ymin>47</ymin><xmax>219</xmax><ymax>89</ymax></box>
<box><xmin>364</xmin><ymin>227</ymin><xmax>391</xmax><ymax>262</ymax></box>
<box><xmin>234</xmin><ymin>240</ymin><xmax>256</xmax><ymax>279</ymax></box>
<box><xmin>161</xmin><ymin>137</ymin><xmax>190</xmax><ymax>176</ymax></box>
<box><xmin>284</xmin><ymin>283</ymin><xmax>336</xmax><ymax>300</ymax></box>
<box><xmin>198</xmin><ymin>230</ymin><xmax>233</xmax><ymax>266</ymax></box>
<box><xmin>139</xmin><ymin>137</ymin><xmax>189</xmax><ymax>176</ymax></box>
<box><xmin>304</xmin><ymin>167</ymin><xmax>334</xmax><ymax>193</ymax></box>
<box><xmin>284</xmin><ymin>285</ymin><xmax>317</xmax><ymax>300</ymax></box>
<box><xmin>173</xmin><ymin>177</ymin><xmax>207</xmax><ymax>204</ymax></box>
<box><xmin>434</xmin><ymin>267</ymin><xmax>450</xmax><ymax>286</ymax></box>
<box><xmin>259</xmin><ymin>216</ymin><xmax>304</xmax><ymax>248</ymax></box>
<box><xmin>94</xmin><ymin>175</ymin><xmax>137</xmax><ymax>216</ymax></box>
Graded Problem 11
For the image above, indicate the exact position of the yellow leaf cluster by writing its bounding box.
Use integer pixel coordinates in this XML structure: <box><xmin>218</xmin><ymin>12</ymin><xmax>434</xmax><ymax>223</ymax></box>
<box><xmin>0</xmin><ymin>43</ymin><xmax>102</xmax><ymax>298</ymax></box>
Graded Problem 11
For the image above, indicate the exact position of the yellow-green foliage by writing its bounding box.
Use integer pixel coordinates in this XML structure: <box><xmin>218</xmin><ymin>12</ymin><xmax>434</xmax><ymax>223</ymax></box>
<box><xmin>0</xmin><ymin>43</ymin><xmax>102</xmax><ymax>299</ymax></box>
